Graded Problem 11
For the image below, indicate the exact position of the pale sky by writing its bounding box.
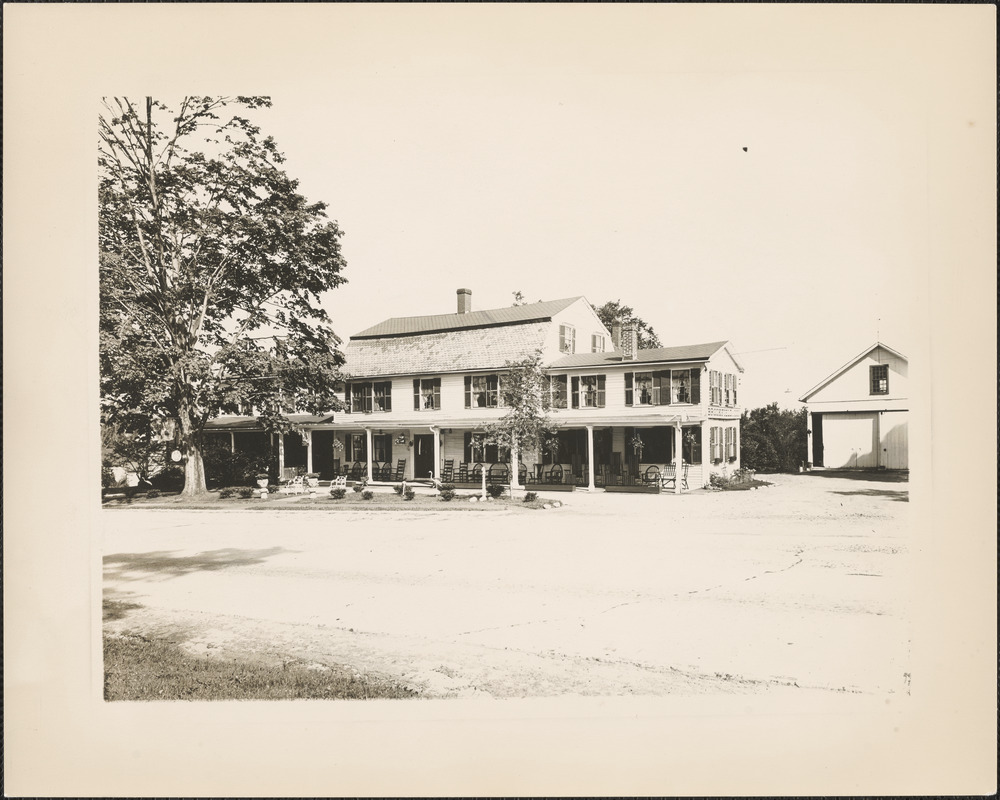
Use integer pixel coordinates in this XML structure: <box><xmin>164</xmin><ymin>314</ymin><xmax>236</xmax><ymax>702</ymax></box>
<box><xmin>189</xmin><ymin>4</ymin><xmax>990</xmax><ymax>411</ymax></box>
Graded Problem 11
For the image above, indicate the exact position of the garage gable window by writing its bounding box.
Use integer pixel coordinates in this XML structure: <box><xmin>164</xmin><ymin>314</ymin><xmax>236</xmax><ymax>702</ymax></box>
<box><xmin>870</xmin><ymin>365</ymin><xmax>889</xmax><ymax>395</ymax></box>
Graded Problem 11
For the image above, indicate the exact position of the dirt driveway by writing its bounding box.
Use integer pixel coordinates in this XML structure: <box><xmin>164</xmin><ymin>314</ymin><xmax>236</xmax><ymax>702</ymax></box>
<box><xmin>103</xmin><ymin>472</ymin><xmax>911</xmax><ymax>699</ymax></box>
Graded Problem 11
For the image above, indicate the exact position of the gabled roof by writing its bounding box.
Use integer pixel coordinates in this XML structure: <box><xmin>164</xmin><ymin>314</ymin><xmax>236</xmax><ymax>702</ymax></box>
<box><xmin>351</xmin><ymin>296</ymin><xmax>582</xmax><ymax>339</ymax></box>
<box><xmin>547</xmin><ymin>341</ymin><xmax>735</xmax><ymax>370</ymax></box>
<box><xmin>205</xmin><ymin>413</ymin><xmax>335</xmax><ymax>431</ymax></box>
<box><xmin>799</xmin><ymin>341</ymin><xmax>907</xmax><ymax>402</ymax></box>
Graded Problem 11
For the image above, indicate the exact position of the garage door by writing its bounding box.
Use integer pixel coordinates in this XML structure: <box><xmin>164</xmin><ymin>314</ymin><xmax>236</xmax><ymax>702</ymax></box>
<box><xmin>879</xmin><ymin>411</ymin><xmax>908</xmax><ymax>469</ymax></box>
<box><xmin>822</xmin><ymin>413</ymin><xmax>878</xmax><ymax>469</ymax></box>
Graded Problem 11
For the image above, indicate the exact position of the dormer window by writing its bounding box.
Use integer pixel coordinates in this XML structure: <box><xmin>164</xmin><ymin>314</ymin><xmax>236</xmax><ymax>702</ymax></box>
<box><xmin>559</xmin><ymin>324</ymin><xmax>576</xmax><ymax>354</ymax></box>
<box><xmin>870</xmin><ymin>365</ymin><xmax>889</xmax><ymax>395</ymax></box>
<box><xmin>591</xmin><ymin>333</ymin><xmax>606</xmax><ymax>353</ymax></box>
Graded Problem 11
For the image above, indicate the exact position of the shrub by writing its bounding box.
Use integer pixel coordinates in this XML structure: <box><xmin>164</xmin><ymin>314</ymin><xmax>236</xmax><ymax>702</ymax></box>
<box><xmin>146</xmin><ymin>489</ymin><xmax>161</xmax><ymax>499</ymax></box>
<box><xmin>353</xmin><ymin>477</ymin><xmax>367</xmax><ymax>493</ymax></box>
<box><xmin>201</xmin><ymin>439</ymin><xmax>271</xmax><ymax>487</ymax></box>
<box><xmin>149</xmin><ymin>466</ymin><xmax>185</xmax><ymax>492</ymax></box>
<box><xmin>361</xmin><ymin>490</ymin><xmax>374</xmax><ymax>500</ymax></box>
<box><xmin>438</xmin><ymin>483</ymin><xmax>456</xmax><ymax>492</ymax></box>
<box><xmin>486</xmin><ymin>483</ymin><xmax>505</xmax><ymax>499</ymax></box>
<box><xmin>393</xmin><ymin>484</ymin><xmax>404</xmax><ymax>495</ymax></box>
<box><xmin>523</xmin><ymin>491</ymin><xmax>538</xmax><ymax>503</ymax></box>
<box><xmin>219</xmin><ymin>487</ymin><xmax>236</xmax><ymax>498</ymax></box>
<box><xmin>439</xmin><ymin>489</ymin><xmax>455</xmax><ymax>502</ymax></box>
<box><xmin>403</xmin><ymin>489</ymin><xmax>416</xmax><ymax>501</ymax></box>
<box><xmin>330</xmin><ymin>487</ymin><xmax>347</xmax><ymax>500</ymax></box>
<box><xmin>237</xmin><ymin>486</ymin><xmax>254</xmax><ymax>498</ymax></box>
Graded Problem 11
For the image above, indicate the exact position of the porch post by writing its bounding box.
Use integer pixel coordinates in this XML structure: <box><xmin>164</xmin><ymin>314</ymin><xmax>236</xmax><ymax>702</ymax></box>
<box><xmin>430</xmin><ymin>426</ymin><xmax>440</xmax><ymax>481</ymax></box>
<box><xmin>277</xmin><ymin>433</ymin><xmax>285</xmax><ymax>476</ymax></box>
<box><xmin>365</xmin><ymin>428</ymin><xmax>373</xmax><ymax>482</ymax></box>
<box><xmin>673</xmin><ymin>422</ymin><xmax>683</xmax><ymax>494</ymax></box>
<box><xmin>586</xmin><ymin>425</ymin><xmax>596</xmax><ymax>490</ymax></box>
<box><xmin>807</xmin><ymin>411</ymin><xmax>815</xmax><ymax>466</ymax></box>
<box><xmin>230</xmin><ymin>432</ymin><xmax>235</xmax><ymax>453</ymax></box>
<box><xmin>306</xmin><ymin>429</ymin><xmax>313</xmax><ymax>474</ymax></box>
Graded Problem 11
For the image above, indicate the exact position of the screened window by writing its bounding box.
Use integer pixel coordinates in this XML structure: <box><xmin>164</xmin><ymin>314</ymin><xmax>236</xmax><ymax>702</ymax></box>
<box><xmin>571</xmin><ymin>375</ymin><xmax>606</xmax><ymax>408</ymax></box>
<box><xmin>465</xmin><ymin>374</ymin><xmax>499</xmax><ymax>408</ymax></box>
<box><xmin>870</xmin><ymin>365</ymin><xmax>889</xmax><ymax>395</ymax></box>
<box><xmin>413</xmin><ymin>378</ymin><xmax>441</xmax><ymax>410</ymax></box>
<box><xmin>559</xmin><ymin>324</ymin><xmax>576</xmax><ymax>354</ymax></box>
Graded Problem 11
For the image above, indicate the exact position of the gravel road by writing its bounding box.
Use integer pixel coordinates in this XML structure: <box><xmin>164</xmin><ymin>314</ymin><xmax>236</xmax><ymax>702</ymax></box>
<box><xmin>103</xmin><ymin>472</ymin><xmax>911</xmax><ymax>699</ymax></box>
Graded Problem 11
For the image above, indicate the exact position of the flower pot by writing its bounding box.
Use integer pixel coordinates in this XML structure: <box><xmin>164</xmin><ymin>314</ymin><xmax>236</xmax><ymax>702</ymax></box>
<box><xmin>257</xmin><ymin>478</ymin><xmax>269</xmax><ymax>489</ymax></box>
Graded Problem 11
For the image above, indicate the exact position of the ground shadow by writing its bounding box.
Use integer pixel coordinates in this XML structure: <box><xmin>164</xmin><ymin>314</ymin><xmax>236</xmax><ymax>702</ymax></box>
<box><xmin>830</xmin><ymin>489</ymin><xmax>908</xmax><ymax>502</ymax></box>
<box><xmin>805</xmin><ymin>470</ymin><xmax>909</xmax><ymax>483</ymax></box>
<box><xmin>104</xmin><ymin>547</ymin><xmax>295</xmax><ymax>581</ymax></box>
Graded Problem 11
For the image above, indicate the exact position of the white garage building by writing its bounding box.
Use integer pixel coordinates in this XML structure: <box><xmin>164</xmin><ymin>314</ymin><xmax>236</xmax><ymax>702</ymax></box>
<box><xmin>799</xmin><ymin>342</ymin><xmax>908</xmax><ymax>471</ymax></box>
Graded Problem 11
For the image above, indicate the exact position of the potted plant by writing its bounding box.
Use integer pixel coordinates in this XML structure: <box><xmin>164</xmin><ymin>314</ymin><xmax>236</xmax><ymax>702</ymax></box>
<box><xmin>255</xmin><ymin>473</ymin><xmax>269</xmax><ymax>489</ymax></box>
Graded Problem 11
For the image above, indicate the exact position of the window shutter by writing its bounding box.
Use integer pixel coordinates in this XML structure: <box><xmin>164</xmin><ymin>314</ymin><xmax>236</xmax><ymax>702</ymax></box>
<box><xmin>464</xmin><ymin>376</ymin><xmax>472</xmax><ymax>408</ymax></box>
<box><xmin>625</xmin><ymin>372</ymin><xmax>633</xmax><ymax>406</ymax></box>
<box><xmin>596</xmin><ymin>375</ymin><xmax>606</xmax><ymax>407</ymax></box>
<box><xmin>571</xmin><ymin>376</ymin><xmax>580</xmax><ymax>408</ymax></box>
<box><xmin>344</xmin><ymin>383</ymin><xmax>352</xmax><ymax>413</ymax></box>
<box><xmin>383</xmin><ymin>383</ymin><xmax>392</xmax><ymax>412</ymax></box>
<box><xmin>463</xmin><ymin>432</ymin><xmax>472</xmax><ymax>463</ymax></box>
<box><xmin>413</xmin><ymin>379</ymin><xmax>420</xmax><ymax>410</ymax></box>
<box><xmin>345</xmin><ymin>434</ymin><xmax>353</xmax><ymax>462</ymax></box>
<box><xmin>691</xmin><ymin>368</ymin><xmax>701</xmax><ymax>404</ymax></box>
<box><xmin>655</xmin><ymin>371</ymin><xmax>671</xmax><ymax>405</ymax></box>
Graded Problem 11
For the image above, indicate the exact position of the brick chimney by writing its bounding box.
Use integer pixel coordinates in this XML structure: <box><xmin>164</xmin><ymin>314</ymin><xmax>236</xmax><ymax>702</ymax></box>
<box><xmin>457</xmin><ymin>288</ymin><xmax>472</xmax><ymax>314</ymax></box>
<box><xmin>621</xmin><ymin>323</ymin><xmax>637</xmax><ymax>360</ymax></box>
<box><xmin>611</xmin><ymin>323</ymin><xmax>622</xmax><ymax>350</ymax></box>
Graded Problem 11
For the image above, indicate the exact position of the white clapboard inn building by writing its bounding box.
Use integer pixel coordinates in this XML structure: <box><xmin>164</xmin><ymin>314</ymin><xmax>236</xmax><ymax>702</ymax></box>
<box><xmin>799</xmin><ymin>342</ymin><xmax>908</xmax><ymax>471</ymax></box>
<box><xmin>207</xmin><ymin>289</ymin><xmax>745</xmax><ymax>491</ymax></box>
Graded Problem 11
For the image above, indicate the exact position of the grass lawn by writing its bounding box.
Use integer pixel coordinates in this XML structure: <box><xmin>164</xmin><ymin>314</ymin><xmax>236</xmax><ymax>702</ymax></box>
<box><xmin>104</xmin><ymin>633</ymin><xmax>418</xmax><ymax>701</ymax></box>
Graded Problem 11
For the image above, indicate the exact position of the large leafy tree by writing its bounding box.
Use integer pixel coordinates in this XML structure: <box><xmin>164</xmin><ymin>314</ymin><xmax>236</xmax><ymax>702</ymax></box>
<box><xmin>99</xmin><ymin>96</ymin><xmax>348</xmax><ymax>495</ymax></box>
<box><xmin>594</xmin><ymin>300</ymin><xmax>662</xmax><ymax>349</ymax></box>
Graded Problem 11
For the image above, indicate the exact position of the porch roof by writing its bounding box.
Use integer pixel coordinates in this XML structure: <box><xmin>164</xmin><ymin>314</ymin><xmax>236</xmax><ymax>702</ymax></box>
<box><xmin>205</xmin><ymin>413</ymin><xmax>335</xmax><ymax>431</ymax></box>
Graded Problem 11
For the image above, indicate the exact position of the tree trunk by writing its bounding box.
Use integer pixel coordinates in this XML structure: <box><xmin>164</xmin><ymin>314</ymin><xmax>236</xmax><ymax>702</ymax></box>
<box><xmin>178</xmin><ymin>401</ymin><xmax>207</xmax><ymax>495</ymax></box>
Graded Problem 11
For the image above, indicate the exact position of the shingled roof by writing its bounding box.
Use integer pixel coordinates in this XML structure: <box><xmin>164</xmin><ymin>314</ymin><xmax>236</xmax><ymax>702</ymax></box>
<box><xmin>351</xmin><ymin>296</ymin><xmax>582</xmax><ymax>339</ymax></box>
<box><xmin>344</xmin><ymin>321</ymin><xmax>551</xmax><ymax>378</ymax></box>
<box><xmin>547</xmin><ymin>341</ymin><xmax>734</xmax><ymax>370</ymax></box>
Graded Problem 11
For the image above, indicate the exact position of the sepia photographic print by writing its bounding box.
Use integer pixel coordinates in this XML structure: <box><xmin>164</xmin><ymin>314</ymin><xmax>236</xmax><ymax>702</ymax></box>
<box><xmin>4</xmin><ymin>4</ymin><xmax>996</xmax><ymax>797</ymax></box>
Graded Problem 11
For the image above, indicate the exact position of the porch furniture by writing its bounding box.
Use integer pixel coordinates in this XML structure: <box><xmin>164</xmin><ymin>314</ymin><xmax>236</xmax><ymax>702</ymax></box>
<box><xmin>279</xmin><ymin>475</ymin><xmax>306</xmax><ymax>495</ymax></box>
<box><xmin>393</xmin><ymin>459</ymin><xmax>407</xmax><ymax>482</ymax></box>
<box><xmin>660</xmin><ymin>463</ymin><xmax>689</xmax><ymax>490</ymax></box>
<box><xmin>487</xmin><ymin>464</ymin><xmax>509</xmax><ymax>484</ymax></box>
<box><xmin>348</xmin><ymin>462</ymin><xmax>365</xmax><ymax>481</ymax></box>
<box><xmin>545</xmin><ymin>463</ymin><xmax>564</xmax><ymax>483</ymax></box>
<box><xmin>643</xmin><ymin>465</ymin><xmax>662</xmax><ymax>486</ymax></box>
<box><xmin>373</xmin><ymin>462</ymin><xmax>391</xmax><ymax>481</ymax></box>
<box><xmin>457</xmin><ymin>463</ymin><xmax>469</xmax><ymax>483</ymax></box>
<box><xmin>441</xmin><ymin>460</ymin><xmax>454</xmax><ymax>482</ymax></box>
<box><xmin>471</xmin><ymin>463</ymin><xmax>485</xmax><ymax>481</ymax></box>
<box><xmin>533</xmin><ymin>463</ymin><xmax>544</xmax><ymax>482</ymax></box>
<box><xmin>331</xmin><ymin>475</ymin><xmax>347</xmax><ymax>489</ymax></box>
<box><xmin>517</xmin><ymin>463</ymin><xmax>528</xmax><ymax>485</ymax></box>
<box><xmin>281</xmin><ymin>466</ymin><xmax>298</xmax><ymax>482</ymax></box>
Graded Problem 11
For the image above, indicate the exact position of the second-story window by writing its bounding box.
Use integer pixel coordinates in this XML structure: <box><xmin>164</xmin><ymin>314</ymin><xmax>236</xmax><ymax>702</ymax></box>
<box><xmin>671</xmin><ymin>370</ymin><xmax>692</xmax><ymax>404</ymax></box>
<box><xmin>625</xmin><ymin>372</ymin><xmax>654</xmax><ymax>405</ymax></box>
<box><xmin>559</xmin><ymin>324</ymin><xmax>576</xmax><ymax>354</ymax></box>
<box><xmin>870</xmin><ymin>365</ymin><xmax>889</xmax><ymax>395</ymax></box>
<box><xmin>350</xmin><ymin>381</ymin><xmax>392</xmax><ymax>413</ymax></box>
<box><xmin>546</xmin><ymin>375</ymin><xmax>568</xmax><ymax>408</ymax></box>
<box><xmin>591</xmin><ymin>333</ymin><xmax>606</xmax><ymax>353</ymax></box>
<box><xmin>465</xmin><ymin>374</ymin><xmax>500</xmax><ymax>408</ymax></box>
<box><xmin>413</xmin><ymin>378</ymin><xmax>442</xmax><ymax>410</ymax></box>
<box><xmin>571</xmin><ymin>375</ymin><xmax>606</xmax><ymax>408</ymax></box>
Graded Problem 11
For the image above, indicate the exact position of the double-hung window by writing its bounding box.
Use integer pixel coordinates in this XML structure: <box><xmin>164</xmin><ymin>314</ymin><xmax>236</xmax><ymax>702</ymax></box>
<box><xmin>463</xmin><ymin>432</ymin><xmax>508</xmax><ymax>464</ymax></box>
<box><xmin>559</xmin><ymin>324</ymin><xmax>576</xmax><ymax>354</ymax></box>
<box><xmin>870</xmin><ymin>365</ymin><xmax>889</xmax><ymax>395</ymax></box>
<box><xmin>625</xmin><ymin>372</ymin><xmax>654</xmax><ymax>406</ymax></box>
<box><xmin>591</xmin><ymin>333</ymin><xmax>606</xmax><ymax>353</ymax></box>
<box><xmin>465</xmin><ymin>374</ymin><xmax>500</xmax><ymax>408</ymax></box>
<box><xmin>571</xmin><ymin>375</ymin><xmax>606</xmax><ymax>408</ymax></box>
<box><xmin>413</xmin><ymin>378</ymin><xmax>441</xmax><ymax>410</ymax></box>
<box><xmin>349</xmin><ymin>381</ymin><xmax>392</xmax><ymax>413</ymax></box>
<box><xmin>546</xmin><ymin>375</ymin><xmax>568</xmax><ymax>409</ymax></box>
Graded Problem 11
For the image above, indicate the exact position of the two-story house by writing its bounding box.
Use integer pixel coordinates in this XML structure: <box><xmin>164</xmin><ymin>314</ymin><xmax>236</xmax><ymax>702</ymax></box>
<box><xmin>310</xmin><ymin>289</ymin><xmax>743</xmax><ymax>491</ymax></box>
